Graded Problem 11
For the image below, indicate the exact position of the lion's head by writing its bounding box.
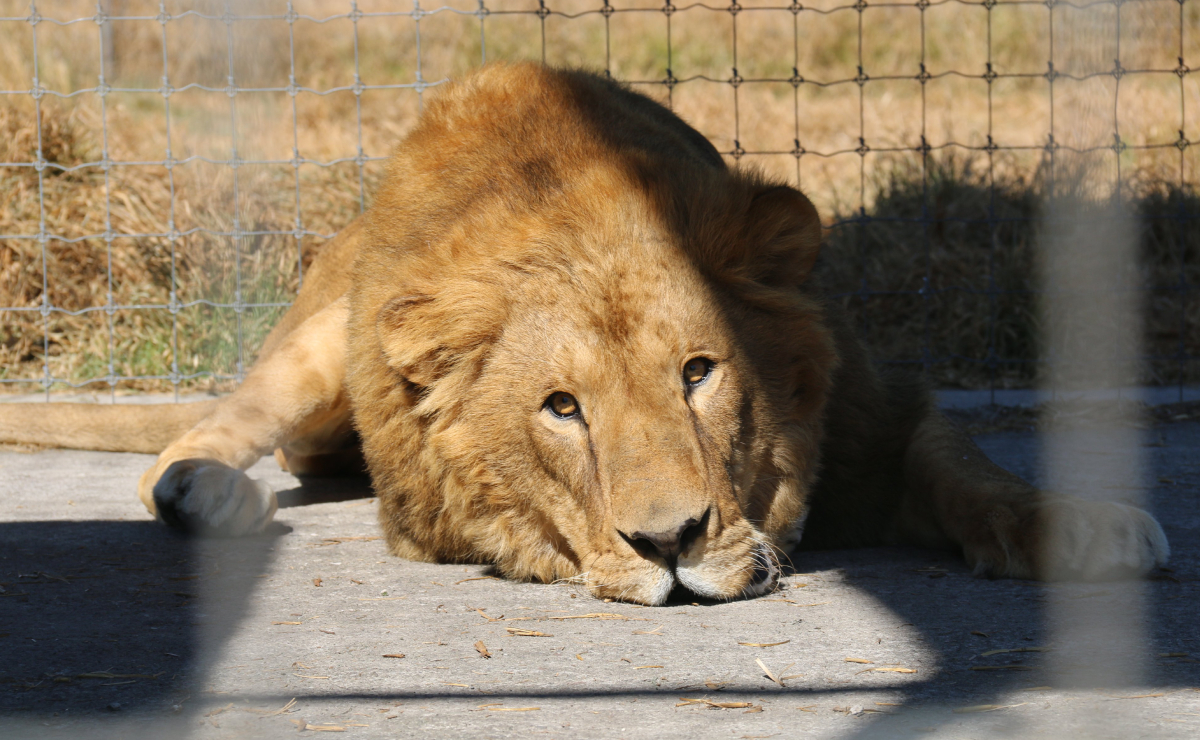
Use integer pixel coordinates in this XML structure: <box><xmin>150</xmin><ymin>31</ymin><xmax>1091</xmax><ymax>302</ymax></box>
<box><xmin>347</xmin><ymin>64</ymin><xmax>839</xmax><ymax>605</ymax></box>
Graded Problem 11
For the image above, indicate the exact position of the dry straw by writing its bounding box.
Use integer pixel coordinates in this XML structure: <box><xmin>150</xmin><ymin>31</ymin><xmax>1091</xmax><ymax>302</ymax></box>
<box><xmin>1</xmin><ymin>0</ymin><xmax>1196</xmax><ymax>395</ymax></box>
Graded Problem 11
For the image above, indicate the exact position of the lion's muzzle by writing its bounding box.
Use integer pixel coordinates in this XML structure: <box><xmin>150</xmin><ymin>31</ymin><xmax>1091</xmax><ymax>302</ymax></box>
<box><xmin>585</xmin><ymin>498</ymin><xmax>778</xmax><ymax>605</ymax></box>
<box><xmin>617</xmin><ymin>507</ymin><xmax>709</xmax><ymax>566</ymax></box>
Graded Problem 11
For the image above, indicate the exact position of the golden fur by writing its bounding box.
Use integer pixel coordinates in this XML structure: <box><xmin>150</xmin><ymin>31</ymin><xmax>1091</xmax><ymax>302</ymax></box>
<box><xmin>0</xmin><ymin>64</ymin><xmax>1168</xmax><ymax>604</ymax></box>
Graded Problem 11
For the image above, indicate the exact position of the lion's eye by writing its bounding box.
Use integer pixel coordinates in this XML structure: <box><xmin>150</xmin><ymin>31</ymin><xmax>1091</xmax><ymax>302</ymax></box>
<box><xmin>546</xmin><ymin>392</ymin><xmax>580</xmax><ymax>418</ymax></box>
<box><xmin>683</xmin><ymin>357</ymin><xmax>713</xmax><ymax>387</ymax></box>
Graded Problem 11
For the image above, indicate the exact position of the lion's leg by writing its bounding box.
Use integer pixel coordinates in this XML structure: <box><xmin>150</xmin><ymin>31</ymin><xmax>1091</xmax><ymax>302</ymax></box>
<box><xmin>896</xmin><ymin>410</ymin><xmax>1168</xmax><ymax>581</ymax></box>
<box><xmin>138</xmin><ymin>297</ymin><xmax>352</xmax><ymax>536</ymax></box>
<box><xmin>274</xmin><ymin>443</ymin><xmax>365</xmax><ymax>478</ymax></box>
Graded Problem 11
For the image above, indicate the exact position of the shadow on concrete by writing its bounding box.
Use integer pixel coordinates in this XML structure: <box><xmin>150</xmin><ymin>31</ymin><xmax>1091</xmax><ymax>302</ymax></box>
<box><xmin>0</xmin><ymin>519</ymin><xmax>283</xmax><ymax>737</ymax></box>
<box><xmin>819</xmin><ymin>422</ymin><xmax>1200</xmax><ymax>738</ymax></box>
<box><xmin>276</xmin><ymin>473</ymin><xmax>372</xmax><ymax>509</ymax></box>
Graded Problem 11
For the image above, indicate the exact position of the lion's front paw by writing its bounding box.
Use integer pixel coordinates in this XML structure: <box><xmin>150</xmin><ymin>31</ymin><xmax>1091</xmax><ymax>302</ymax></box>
<box><xmin>153</xmin><ymin>458</ymin><xmax>277</xmax><ymax>537</ymax></box>
<box><xmin>1034</xmin><ymin>499</ymin><xmax>1169</xmax><ymax>581</ymax></box>
<box><xmin>964</xmin><ymin>497</ymin><xmax>1169</xmax><ymax>581</ymax></box>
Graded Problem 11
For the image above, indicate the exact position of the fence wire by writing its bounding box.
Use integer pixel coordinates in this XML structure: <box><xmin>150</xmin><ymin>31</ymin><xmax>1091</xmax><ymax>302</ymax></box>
<box><xmin>0</xmin><ymin>0</ymin><xmax>1194</xmax><ymax>400</ymax></box>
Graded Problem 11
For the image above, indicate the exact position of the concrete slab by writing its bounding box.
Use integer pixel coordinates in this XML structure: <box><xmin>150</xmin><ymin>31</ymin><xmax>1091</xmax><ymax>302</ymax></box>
<box><xmin>1</xmin><ymin>423</ymin><xmax>1198</xmax><ymax>739</ymax></box>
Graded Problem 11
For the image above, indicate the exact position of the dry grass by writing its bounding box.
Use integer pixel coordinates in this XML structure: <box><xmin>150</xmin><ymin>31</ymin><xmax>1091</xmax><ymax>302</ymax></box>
<box><xmin>0</xmin><ymin>98</ymin><xmax>362</xmax><ymax>390</ymax></box>
<box><xmin>818</xmin><ymin>156</ymin><xmax>1200</xmax><ymax>387</ymax></box>
<box><xmin>1</xmin><ymin>0</ymin><xmax>1196</xmax><ymax>392</ymax></box>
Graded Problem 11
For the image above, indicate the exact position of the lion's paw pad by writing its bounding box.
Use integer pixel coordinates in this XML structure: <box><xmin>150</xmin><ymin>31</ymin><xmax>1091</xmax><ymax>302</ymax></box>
<box><xmin>1040</xmin><ymin>500</ymin><xmax>1169</xmax><ymax>581</ymax></box>
<box><xmin>153</xmin><ymin>459</ymin><xmax>277</xmax><ymax>537</ymax></box>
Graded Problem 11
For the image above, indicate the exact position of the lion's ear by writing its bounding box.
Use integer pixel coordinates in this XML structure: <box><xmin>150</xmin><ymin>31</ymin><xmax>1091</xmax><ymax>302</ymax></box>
<box><xmin>376</xmin><ymin>294</ymin><xmax>441</xmax><ymax>388</ymax></box>
<box><xmin>375</xmin><ymin>288</ymin><xmax>505</xmax><ymax>389</ymax></box>
<box><xmin>741</xmin><ymin>185</ymin><xmax>822</xmax><ymax>287</ymax></box>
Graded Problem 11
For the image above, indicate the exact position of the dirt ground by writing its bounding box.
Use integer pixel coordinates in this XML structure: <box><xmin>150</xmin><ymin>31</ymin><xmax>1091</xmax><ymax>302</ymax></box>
<box><xmin>1</xmin><ymin>418</ymin><xmax>1198</xmax><ymax>739</ymax></box>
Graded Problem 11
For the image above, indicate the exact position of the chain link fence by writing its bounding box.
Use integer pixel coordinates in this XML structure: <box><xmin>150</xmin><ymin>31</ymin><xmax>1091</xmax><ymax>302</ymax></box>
<box><xmin>0</xmin><ymin>0</ymin><xmax>1196</xmax><ymax>399</ymax></box>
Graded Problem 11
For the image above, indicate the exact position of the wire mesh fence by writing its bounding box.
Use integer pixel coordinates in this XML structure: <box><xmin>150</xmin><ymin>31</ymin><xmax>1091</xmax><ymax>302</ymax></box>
<box><xmin>0</xmin><ymin>0</ymin><xmax>1196</xmax><ymax>399</ymax></box>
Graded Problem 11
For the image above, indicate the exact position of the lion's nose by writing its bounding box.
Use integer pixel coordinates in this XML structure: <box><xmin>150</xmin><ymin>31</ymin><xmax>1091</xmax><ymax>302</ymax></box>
<box><xmin>619</xmin><ymin>509</ymin><xmax>709</xmax><ymax>564</ymax></box>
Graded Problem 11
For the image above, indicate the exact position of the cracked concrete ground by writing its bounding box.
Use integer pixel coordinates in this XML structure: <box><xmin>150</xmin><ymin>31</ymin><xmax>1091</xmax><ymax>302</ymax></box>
<box><xmin>1</xmin><ymin>416</ymin><xmax>1198</xmax><ymax>739</ymax></box>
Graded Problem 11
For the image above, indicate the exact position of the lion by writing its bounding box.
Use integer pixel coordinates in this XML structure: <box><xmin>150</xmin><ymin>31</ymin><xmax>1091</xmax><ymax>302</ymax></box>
<box><xmin>0</xmin><ymin>64</ymin><xmax>1168</xmax><ymax>605</ymax></box>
